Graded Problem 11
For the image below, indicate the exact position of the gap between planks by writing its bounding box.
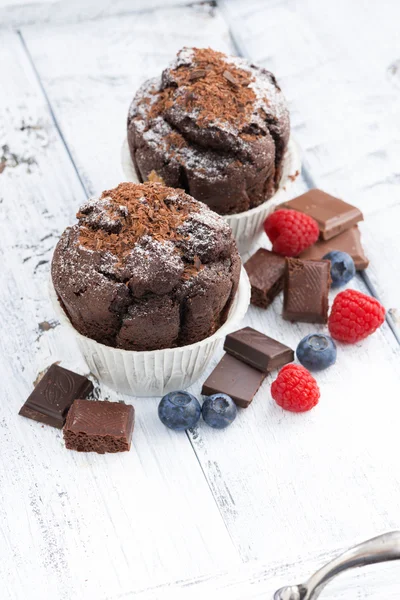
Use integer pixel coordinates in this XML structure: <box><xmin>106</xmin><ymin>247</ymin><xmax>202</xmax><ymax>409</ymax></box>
<box><xmin>17</xmin><ymin>29</ymin><xmax>90</xmax><ymax>196</ymax></box>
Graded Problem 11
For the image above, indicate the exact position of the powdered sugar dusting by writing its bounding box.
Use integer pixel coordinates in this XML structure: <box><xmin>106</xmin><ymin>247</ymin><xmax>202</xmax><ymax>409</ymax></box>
<box><xmin>128</xmin><ymin>78</ymin><xmax>160</xmax><ymax>120</ymax></box>
<box><xmin>175</xmin><ymin>46</ymin><xmax>194</xmax><ymax>66</ymax></box>
<box><xmin>225</xmin><ymin>53</ymin><xmax>288</xmax><ymax>124</ymax></box>
<box><xmin>78</xmin><ymin>197</ymin><xmax>129</xmax><ymax>233</ymax></box>
<box><xmin>141</xmin><ymin>117</ymin><xmax>233</xmax><ymax>178</ymax></box>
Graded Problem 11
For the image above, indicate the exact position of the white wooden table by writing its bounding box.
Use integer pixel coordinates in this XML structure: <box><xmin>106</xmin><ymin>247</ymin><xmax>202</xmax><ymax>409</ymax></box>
<box><xmin>1</xmin><ymin>1</ymin><xmax>400</xmax><ymax>598</ymax></box>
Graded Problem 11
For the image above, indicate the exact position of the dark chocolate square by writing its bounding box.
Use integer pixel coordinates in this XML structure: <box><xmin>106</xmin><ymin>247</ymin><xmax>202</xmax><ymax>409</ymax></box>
<box><xmin>201</xmin><ymin>353</ymin><xmax>266</xmax><ymax>408</ymax></box>
<box><xmin>224</xmin><ymin>327</ymin><xmax>294</xmax><ymax>373</ymax></box>
<box><xmin>283</xmin><ymin>258</ymin><xmax>331</xmax><ymax>324</ymax></box>
<box><xmin>281</xmin><ymin>189</ymin><xmax>363</xmax><ymax>240</ymax></box>
<box><xmin>64</xmin><ymin>400</ymin><xmax>135</xmax><ymax>453</ymax></box>
<box><xmin>19</xmin><ymin>364</ymin><xmax>93</xmax><ymax>428</ymax></box>
<box><xmin>244</xmin><ymin>249</ymin><xmax>285</xmax><ymax>309</ymax></box>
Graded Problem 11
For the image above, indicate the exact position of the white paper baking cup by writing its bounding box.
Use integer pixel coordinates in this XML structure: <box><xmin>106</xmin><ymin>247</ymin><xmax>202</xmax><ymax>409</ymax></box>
<box><xmin>50</xmin><ymin>268</ymin><xmax>250</xmax><ymax>397</ymax></box>
<box><xmin>121</xmin><ymin>136</ymin><xmax>301</xmax><ymax>253</ymax></box>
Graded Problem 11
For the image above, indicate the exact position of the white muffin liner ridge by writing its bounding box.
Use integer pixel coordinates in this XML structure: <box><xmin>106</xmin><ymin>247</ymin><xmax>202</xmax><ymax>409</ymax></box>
<box><xmin>50</xmin><ymin>268</ymin><xmax>250</xmax><ymax>397</ymax></box>
<box><xmin>121</xmin><ymin>136</ymin><xmax>301</xmax><ymax>253</ymax></box>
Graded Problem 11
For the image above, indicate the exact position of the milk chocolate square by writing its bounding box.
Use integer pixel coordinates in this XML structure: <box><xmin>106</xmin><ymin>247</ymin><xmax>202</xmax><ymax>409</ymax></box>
<box><xmin>283</xmin><ymin>258</ymin><xmax>331</xmax><ymax>323</ymax></box>
<box><xmin>64</xmin><ymin>400</ymin><xmax>135</xmax><ymax>453</ymax></box>
<box><xmin>244</xmin><ymin>249</ymin><xmax>285</xmax><ymax>308</ymax></box>
<box><xmin>299</xmin><ymin>226</ymin><xmax>369</xmax><ymax>270</ymax></box>
<box><xmin>281</xmin><ymin>189</ymin><xmax>363</xmax><ymax>240</ymax></box>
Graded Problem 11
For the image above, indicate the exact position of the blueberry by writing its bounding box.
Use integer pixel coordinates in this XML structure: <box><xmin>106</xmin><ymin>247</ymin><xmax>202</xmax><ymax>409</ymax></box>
<box><xmin>296</xmin><ymin>334</ymin><xmax>337</xmax><ymax>371</ymax></box>
<box><xmin>323</xmin><ymin>250</ymin><xmax>356</xmax><ymax>288</ymax></box>
<box><xmin>158</xmin><ymin>391</ymin><xmax>201</xmax><ymax>431</ymax></box>
<box><xmin>202</xmin><ymin>394</ymin><xmax>237</xmax><ymax>429</ymax></box>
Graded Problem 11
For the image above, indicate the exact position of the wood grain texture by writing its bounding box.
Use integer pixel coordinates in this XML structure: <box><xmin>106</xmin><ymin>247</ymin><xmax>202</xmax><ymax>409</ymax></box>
<box><xmin>0</xmin><ymin>27</ymin><xmax>239</xmax><ymax>600</ymax></box>
<box><xmin>1</xmin><ymin>1</ymin><xmax>399</xmax><ymax>598</ymax></box>
<box><xmin>123</xmin><ymin>551</ymin><xmax>400</xmax><ymax>599</ymax></box>
<box><xmin>0</xmin><ymin>0</ymin><xmax>196</xmax><ymax>26</ymax></box>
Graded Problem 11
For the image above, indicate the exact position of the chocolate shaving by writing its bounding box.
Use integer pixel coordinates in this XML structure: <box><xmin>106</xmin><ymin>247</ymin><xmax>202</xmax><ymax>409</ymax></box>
<box><xmin>194</xmin><ymin>255</ymin><xmax>202</xmax><ymax>270</ymax></box>
<box><xmin>222</xmin><ymin>70</ymin><xmax>239</xmax><ymax>87</ymax></box>
<box><xmin>189</xmin><ymin>69</ymin><xmax>206</xmax><ymax>81</ymax></box>
<box><xmin>166</xmin><ymin>132</ymin><xmax>187</xmax><ymax>151</ymax></box>
<box><xmin>182</xmin><ymin>263</ymin><xmax>204</xmax><ymax>281</ymax></box>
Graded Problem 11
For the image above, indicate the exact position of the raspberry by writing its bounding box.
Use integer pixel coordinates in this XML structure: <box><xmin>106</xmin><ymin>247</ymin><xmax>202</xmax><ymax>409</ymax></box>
<box><xmin>264</xmin><ymin>209</ymin><xmax>319</xmax><ymax>256</ymax></box>
<box><xmin>328</xmin><ymin>289</ymin><xmax>385</xmax><ymax>343</ymax></box>
<box><xmin>271</xmin><ymin>364</ymin><xmax>320</xmax><ymax>412</ymax></box>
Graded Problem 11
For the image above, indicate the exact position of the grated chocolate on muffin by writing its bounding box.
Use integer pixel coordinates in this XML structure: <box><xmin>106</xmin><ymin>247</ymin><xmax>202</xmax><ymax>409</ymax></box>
<box><xmin>51</xmin><ymin>182</ymin><xmax>241</xmax><ymax>351</ymax></box>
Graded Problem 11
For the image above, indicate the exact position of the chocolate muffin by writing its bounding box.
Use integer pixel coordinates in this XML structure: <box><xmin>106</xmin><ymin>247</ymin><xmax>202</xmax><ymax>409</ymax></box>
<box><xmin>52</xmin><ymin>182</ymin><xmax>241</xmax><ymax>351</ymax></box>
<box><xmin>127</xmin><ymin>47</ymin><xmax>290</xmax><ymax>215</ymax></box>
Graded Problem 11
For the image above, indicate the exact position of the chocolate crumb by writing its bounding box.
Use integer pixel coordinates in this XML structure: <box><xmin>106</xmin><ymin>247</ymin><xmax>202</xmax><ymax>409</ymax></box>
<box><xmin>147</xmin><ymin>170</ymin><xmax>165</xmax><ymax>184</ymax></box>
<box><xmin>288</xmin><ymin>170</ymin><xmax>299</xmax><ymax>182</ymax></box>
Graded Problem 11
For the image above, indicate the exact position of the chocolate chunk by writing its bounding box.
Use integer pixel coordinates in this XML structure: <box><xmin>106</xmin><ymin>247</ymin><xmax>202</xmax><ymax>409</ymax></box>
<box><xmin>283</xmin><ymin>258</ymin><xmax>331</xmax><ymax>323</ymax></box>
<box><xmin>299</xmin><ymin>225</ymin><xmax>369</xmax><ymax>270</ymax></box>
<box><xmin>244</xmin><ymin>249</ymin><xmax>285</xmax><ymax>308</ymax></box>
<box><xmin>201</xmin><ymin>353</ymin><xmax>266</xmax><ymax>408</ymax></box>
<box><xmin>64</xmin><ymin>400</ymin><xmax>135</xmax><ymax>454</ymax></box>
<box><xmin>224</xmin><ymin>327</ymin><xmax>294</xmax><ymax>373</ymax></box>
<box><xmin>19</xmin><ymin>364</ymin><xmax>93</xmax><ymax>428</ymax></box>
<box><xmin>280</xmin><ymin>189</ymin><xmax>363</xmax><ymax>240</ymax></box>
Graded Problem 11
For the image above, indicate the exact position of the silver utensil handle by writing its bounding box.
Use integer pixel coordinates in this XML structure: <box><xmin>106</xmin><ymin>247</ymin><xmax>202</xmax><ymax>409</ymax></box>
<box><xmin>304</xmin><ymin>531</ymin><xmax>400</xmax><ymax>599</ymax></box>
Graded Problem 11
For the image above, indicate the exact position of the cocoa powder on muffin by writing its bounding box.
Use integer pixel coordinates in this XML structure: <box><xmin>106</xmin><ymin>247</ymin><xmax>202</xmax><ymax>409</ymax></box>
<box><xmin>127</xmin><ymin>47</ymin><xmax>290</xmax><ymax>215</ymax></box>
<box><xmin>51</xmin><ymin>182</ymin><xmax>241</xmax><ymax>351</ymax></box>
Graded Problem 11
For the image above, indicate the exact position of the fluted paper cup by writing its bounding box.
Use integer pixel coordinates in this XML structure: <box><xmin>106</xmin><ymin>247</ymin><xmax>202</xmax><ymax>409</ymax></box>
<box><xmin>50</xmin><ymin>268</ymin><xmax>250</xmax><ymax>397</ymax></box>
<box><xmin>121</xmin><ymin>136</ymin><xmax>301</xmax><ymax>253</ymax></box>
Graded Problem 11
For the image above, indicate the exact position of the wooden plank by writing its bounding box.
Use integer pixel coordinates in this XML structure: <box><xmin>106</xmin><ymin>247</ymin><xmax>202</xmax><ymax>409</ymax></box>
<box><xmin>122</xmin><ymin>551</ymin><xmax>400</xmax><ymax>599</ymax></box>
<box><xmin>0</xmin><ymin>28</ymin><xmax>239</xmax><ymax>600</ymax></box>
<box><xmin>0</xmin><ymin>0</ymin><xmax>195</xmax><ymax>27</ymax></box>
<box><xmin>220</xmin><ymin>0</ymin><xmax>400</xmax><ymax>317</ymax></box>
<box><xmin>20</xmin><ymin>6</ymin><xmax>400</xmax><ymax>600</ymax></box>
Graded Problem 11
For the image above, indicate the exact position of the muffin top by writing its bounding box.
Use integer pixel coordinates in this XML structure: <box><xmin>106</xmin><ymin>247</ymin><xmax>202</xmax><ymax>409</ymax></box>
<box><xmin>127</xmin><ymin>47</ymin><xmax>290</xmax><ymax>214</ymax></box>
<box><xmin>129</xmin><ymin>47</ymin><xmax>289</xmax><ymax>161</ymax></box>
<box><xmin>52</xmin><ymin>182</ymin><xmax>241</xmax><ymax>350</ymax></box>
<box><xmin>55</xmin><ymin>182</ymin><xmax>236</xmax><ymax>296</ymax></box>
